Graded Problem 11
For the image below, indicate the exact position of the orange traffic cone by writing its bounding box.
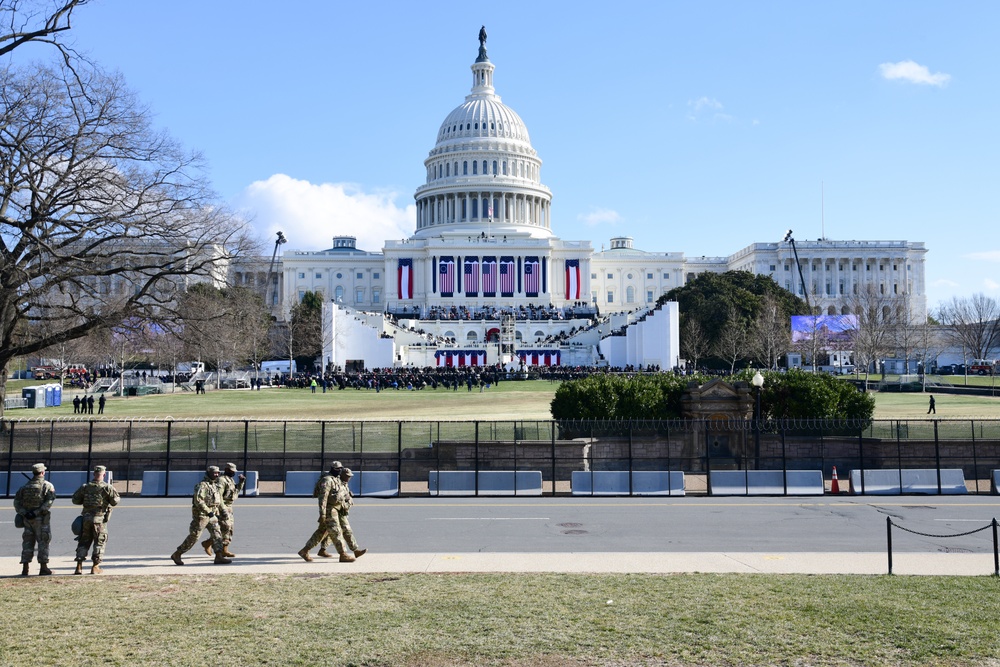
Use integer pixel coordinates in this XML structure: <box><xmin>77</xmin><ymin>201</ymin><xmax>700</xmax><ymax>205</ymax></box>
<box><xmin>830</xmin><ymin>466</ymin><xmax>841</xmax><ymax>494</ymax></box>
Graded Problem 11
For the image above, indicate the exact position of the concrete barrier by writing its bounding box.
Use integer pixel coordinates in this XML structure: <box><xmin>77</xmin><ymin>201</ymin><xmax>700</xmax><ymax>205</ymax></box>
<box><xmin>709</xmin><ymin>470</ymin><xmax>824</xmax><ymax>496</ymax></box>
<box><xmin>0</xmin><ymin>470</ymin><xmax>114</xmax><ymax>497</ymax></box>
<box><xmin>849</xmin><ymin>468</ymin><xmax>968</xmax><ymax>495</ymax></box>
<box><xmin>285</xmin><ymin>470</ymin><xmax>399</xmax><ymax>497</ymax></box>
<box><xmin>284</xmin><ymin>471</ymin><xmax>322</xmax><ymax>497</ymax></box>
<box><xmin>571</xmin><ymin>471</ymin><xmax>685</xmax><ymax>496</ymax></box>
<box><xmin>429</xmin><ymin>470</ymin><xmax>543</xmax><ymax>496</ymax></box>
<box><xmin>140</xmin><ymin>470</ymin><xmax>259</xmax><ymax>497</ymax></box>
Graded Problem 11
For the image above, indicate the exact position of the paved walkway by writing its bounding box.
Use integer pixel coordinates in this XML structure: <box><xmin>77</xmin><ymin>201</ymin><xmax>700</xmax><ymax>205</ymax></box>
<box><xmin>4</xmin><ymin>551</ymin><xmax>998</xmax><ymax>577</ymax></box>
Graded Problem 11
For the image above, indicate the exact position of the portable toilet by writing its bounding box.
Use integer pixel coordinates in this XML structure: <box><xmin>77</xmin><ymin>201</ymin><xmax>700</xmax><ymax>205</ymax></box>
<box><xmin>51</xmin><ymin>383</ymin><xmax>62</xmax><ymax>406</ymax></box>
<box><xmin>43</xmin><ymin>384</ymin><xmax>55</xmax><ymax>407</ymax></box>
<box><xmin>21</xmin><ymin>387</ymin><xmax>38</xmax><ymax>409</ymax></box>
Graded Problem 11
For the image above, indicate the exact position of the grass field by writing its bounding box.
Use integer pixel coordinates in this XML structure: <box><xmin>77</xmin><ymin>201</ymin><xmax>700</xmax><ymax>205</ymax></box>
<box><xmin>1</xmin><ymin>573</ymin><xmax>999</xmax><ymax>666</ymax></box>
<box><xmin>12</xmin><ymin>378</ymin><xmax>1000</xmax><ymax>421</ymax></box>
<box><xmin>36</xmin><ymin>380</ymin><xmax>562</xmax><ymax>421</ymax></box>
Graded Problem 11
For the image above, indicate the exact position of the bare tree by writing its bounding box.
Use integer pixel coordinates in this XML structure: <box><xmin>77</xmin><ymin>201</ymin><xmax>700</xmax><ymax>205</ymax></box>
<box><xmin>680</xmin><ymin>317</ymin><xmax>710</xmax><ymax>371</ymax></box>
<box><xmin>936</xmin><ymin>294</ymin><xmax>1000</xmax><ymax>362</ymax></box>
<box><xmin>0</xmin><ymin>61</ymin><xmax>254</xmax><ymax>417</ymax></box>
<box><xmin>714</xmin><ymin>305</ymin><xmax>750</xmax><ymax>373</ymax></box>
<box><xmin>0</xmin><ymin>0</ymin><xmax>86</xmax><ymax>58</ymax></box>
<box><xmin>750</xmin><ymin>293</ymin><xmax>791</xmax><ymax>370</ymax></box>
<box><xmin>849</xmin><ymin>284</ymin><xmax>899</xmax><ymax>389</ymax></box>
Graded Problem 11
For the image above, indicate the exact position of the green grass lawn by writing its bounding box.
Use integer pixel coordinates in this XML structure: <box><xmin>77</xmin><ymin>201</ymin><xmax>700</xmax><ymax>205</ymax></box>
<box><xmin>0</xmin><ymin>573</ymin><xmax>997</xmax><ymax>666</ymax></box>
<box><xmin>39</xmin><ymin>379</ymin><xmax>562</xmax><ymax>421</ymax></box>
<box><xmin>7</xmin><ymin>377</ymin><xmax>1000</xmax><ymax>421</ymax></box>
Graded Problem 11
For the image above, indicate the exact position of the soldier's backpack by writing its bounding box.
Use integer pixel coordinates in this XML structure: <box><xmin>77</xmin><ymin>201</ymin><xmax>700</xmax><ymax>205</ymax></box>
<box><xmin>18</xmin><ymin>482</ymin><xmax>45</xmax><ymax>510</ymax></box>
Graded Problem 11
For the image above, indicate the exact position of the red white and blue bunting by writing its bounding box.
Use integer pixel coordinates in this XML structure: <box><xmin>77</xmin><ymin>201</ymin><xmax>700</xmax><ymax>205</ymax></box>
<box><xmin>434</xmin><ymin>350</ymin><xmax>488</xmax><ymax>367</ymax></box>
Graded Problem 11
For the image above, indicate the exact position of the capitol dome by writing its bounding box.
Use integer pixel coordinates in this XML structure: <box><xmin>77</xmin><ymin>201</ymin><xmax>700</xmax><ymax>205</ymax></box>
<box><xmin>413</xmin><ymin>29</ymin><xmax>553</xmax><ymax>240</ymax></box>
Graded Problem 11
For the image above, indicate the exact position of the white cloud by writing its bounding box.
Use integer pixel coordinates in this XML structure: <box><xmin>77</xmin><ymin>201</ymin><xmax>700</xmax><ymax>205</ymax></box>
<box><xmin>234</xmin><ymin>174</ymin><xmax>414</xmax><ymax>253</ymax></box>
<box><xmin>690</xmin><ymin>97</ymin><xmax>723</xmax><ymax>112</ymax></box>
<box><xmin>578</xmin><ymin>208</ymin><xmax>622</xmax><ymax>227</ymax></box>
<box><xmin>878</xmin><ymin>60</ymin><xmax>951</xmax><ymax>86</ymax></box>
<box><xmin>966</xmin><ymin>250</ymin><xmax>1000</xmax><ymax>262</ymax></box>
<box><xmin>984</xmin><ymin>278</ymin><xmax>1000</xmax><ymax>291</ymax></box>
<box><xmin>687</xmin><ymin>97</ymin><xmax>734</xmax><ymax>122</ymax></box>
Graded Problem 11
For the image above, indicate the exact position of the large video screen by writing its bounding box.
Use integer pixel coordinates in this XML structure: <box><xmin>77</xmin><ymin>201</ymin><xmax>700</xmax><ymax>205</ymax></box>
<box><xmin>791</xmin><ymin>315</ymin><xmax>857</xmax><ymax>343</ymax></box>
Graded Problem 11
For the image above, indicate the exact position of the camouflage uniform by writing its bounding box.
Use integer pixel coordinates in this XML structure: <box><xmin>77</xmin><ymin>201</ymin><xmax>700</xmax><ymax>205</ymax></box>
<box><xmin>337</xmin><ymin>469</ymin><xmax>366</xmax><ymax>557</ymax></box>
<box><xmin>174</xmin><ymin>470</ymin><xmax>225</xmax><ymax>558</ymax></box>
<box><xmin>71</xmin><ymin>466</ymin><xmax>121</xmax><ymax>568</ymax></box>
<box><xmin>300</xmin><ymin>472</ymin><xmax>349</xmax><ymax>558</ymax></box>
<box><xmin>13</xmin><ymin>464</ymin><xmax>56</xmax><ymax>570</ymax></box>
<box><xmin>216</xmin><ymin>463</ymin><xmax>245</xmax><ymax>552</ymax></box>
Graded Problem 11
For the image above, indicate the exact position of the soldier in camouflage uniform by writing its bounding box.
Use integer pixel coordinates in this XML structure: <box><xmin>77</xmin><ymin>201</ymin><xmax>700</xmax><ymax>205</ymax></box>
<box><xmin>337</xmin><ymin>468</ymin><xmax>367</xmax><ymax>559</ymax></box>
<box><xmin>298</xmin><ymin>462</ymin><xmax>354</xmax><ymax>562</ymax></box>
<box><xmin>13</xmin><ymin>463</ymin><xmax>56</xmax><ymax>576</ymax></box>
<box><xmin>170</xmin><ymin>466</ymin><xmax>231</xmax><ymax>566</ymax></box>
<box><xmin>71</xmin><ymin>465</ymin><xmax>121</xmax><ymax>574</ymax></box>
<box><xmin>202</xmin><ymin>462</ymin><xmax>245</xmax><ymax>558</ymax></box>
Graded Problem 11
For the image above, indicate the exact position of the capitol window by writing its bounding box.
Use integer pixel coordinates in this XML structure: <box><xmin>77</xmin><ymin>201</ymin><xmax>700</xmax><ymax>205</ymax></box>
<box><xmin>297</xmin><ymin>272</ymin><xmax>305</xmax><ymax>279</ymax></box>
<box><xmin>492</xmin><ymin>160</ymin><xmax>498</xmax><ymax>175</ymax></box>
<box><xmin>356</xmin><ymin>272</ymin><xmax>363</xmax><ymax>280</ymax></box>
<box><xmin>473</xmin><ymin>161</ymin><xmax>478</xmax><ymax>175</ymax></box>
<box><xmin>647</xmin><ymin>273</ymin><xmax>653</xmax><ymax>279</ymax></box>
<box><xmin>373</xmin><ymin>272</ymin><xmax>380</xmax><ymax>279</ymax></box>
<box><xmin>463</xmin><ymin>161</ymin><xmax>468</xmax><ymax>175</ymax></box>
<box><xmin>315</xmin><ymin>273</ymin><xmax>322</xmax><ymax>280</ymax></box>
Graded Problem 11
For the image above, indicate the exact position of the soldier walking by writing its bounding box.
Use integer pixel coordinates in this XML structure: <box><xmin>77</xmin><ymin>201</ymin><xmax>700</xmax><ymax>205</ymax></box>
<box><xmin>71</xmin><ymin>465</ymin><xmax>121</xmax><ymax>574</ymax></box>
<box><xmin>170</xmin><ymin>466</ymin><xmax>231</xmax><ymax>566</ymax></box>
<box><xmin>337</xmin><ymin>468</ymin><xmax>367</xmax><ymax>559</ymax></box>
<box><xmin>298</xmin><ymin>462</ymin><xmax>354</xmax><ymax>562</ymax></box>
<box><xmin>14</xmin><ymin>463</ymin><xmax>56</xmax><ymax>576</ymax></box>
<box><xmin>203</xmin><ymin>462</ymin><xmax>245</xmax><ymax>558</ymax></box>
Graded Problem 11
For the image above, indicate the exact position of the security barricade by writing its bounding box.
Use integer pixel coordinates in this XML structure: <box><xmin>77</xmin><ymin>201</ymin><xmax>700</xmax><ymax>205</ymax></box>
<box><xmin>284</xmin><ymin>470</ymin><xmax>398</xmax><ymax>497</ymax></box>
<box><xmin>709</xmin><ymin>470</ymin><xmax>824</xmax><ymax>496</ymax></box>
<box><xmin>429</xmin><ymin>470</ymin><xmax>543</xmax><ymax>496</ymax></box>
<box><xmin>0</xmin><ymin>470</ymin><xmax>114</xmax><ymax>497</ymax></box>
<box><xmin>849</xmin><ymin>468</ymin><xmax>967</xmax><ymax>495</ymax></box>
<box><xmin>140</xmin><ymin>470</ymin><xmax>259</xmax><ymax>497</ymax></box>
<box><xmin>571</xmin><ymin>471</ymin><xmax>685</xmax><ymax>496</ymax></box>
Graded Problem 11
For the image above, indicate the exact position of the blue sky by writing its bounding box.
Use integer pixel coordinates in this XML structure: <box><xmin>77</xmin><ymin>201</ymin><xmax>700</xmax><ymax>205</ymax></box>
<box><xmin>30</xmin><ymin>1</ymin><xmax>1000</xmax><ymax>310</ymax></box>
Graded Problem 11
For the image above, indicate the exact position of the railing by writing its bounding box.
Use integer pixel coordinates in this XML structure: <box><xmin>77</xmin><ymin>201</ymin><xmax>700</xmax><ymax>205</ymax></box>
<box><xmin>1</xmin><ymin>417</ymin><xmax>998</xmax><ymax>496</ymax></box>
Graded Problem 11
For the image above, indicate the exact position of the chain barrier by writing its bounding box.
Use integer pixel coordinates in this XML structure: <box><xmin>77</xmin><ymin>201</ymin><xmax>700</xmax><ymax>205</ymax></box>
<box><xmin>886</xmin><ymin>516</ymin><xmax>999</xmax><ymax>576</ymax></box>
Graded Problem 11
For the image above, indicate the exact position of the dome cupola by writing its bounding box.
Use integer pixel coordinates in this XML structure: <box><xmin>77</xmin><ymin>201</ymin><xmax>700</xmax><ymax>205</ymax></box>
<box><xmin>413</xmin><ymin>28</ymin><xmax>553</xmax><ymax>239</ymax></box>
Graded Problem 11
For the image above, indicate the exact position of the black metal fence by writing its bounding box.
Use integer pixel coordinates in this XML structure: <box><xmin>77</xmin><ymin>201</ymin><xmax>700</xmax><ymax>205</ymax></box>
<box><xmin>2</xmin><ymin>417</ymin><xmax>999</xmax><ymax>496</ymax></box>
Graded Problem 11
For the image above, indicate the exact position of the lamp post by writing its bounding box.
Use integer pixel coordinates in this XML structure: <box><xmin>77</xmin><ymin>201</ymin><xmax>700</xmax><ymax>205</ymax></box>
<box><xmin>751</xmin><ymin>370</ymin><xmax>765</xmax><ymax>468</ymax></box>
<box><xmin>266</xmin><ymin>231</ymin><xmax>287</xmax><ymax>313</ymax></box>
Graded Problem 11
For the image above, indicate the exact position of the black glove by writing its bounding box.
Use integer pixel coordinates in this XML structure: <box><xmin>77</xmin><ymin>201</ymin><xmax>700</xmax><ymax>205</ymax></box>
<box><xmin>208</xmin><ymin>512</ymin><xmax>215</xmax><ymax>518</ymax></box>
<box><xmin>24</xmin><ymin>510</ymin><xmax>36</xmax><ymax>520</ymax></box>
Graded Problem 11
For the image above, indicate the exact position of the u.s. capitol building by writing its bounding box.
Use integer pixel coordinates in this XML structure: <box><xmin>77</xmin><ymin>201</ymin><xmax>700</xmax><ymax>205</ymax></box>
<box><xmin>233</xmin><ymin>31</ymin><xmax>927</xmax><ymax>370</ymax></box>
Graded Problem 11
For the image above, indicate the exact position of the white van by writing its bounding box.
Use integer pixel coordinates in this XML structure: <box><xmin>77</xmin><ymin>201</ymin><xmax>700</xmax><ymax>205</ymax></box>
<box><xmin>261</xmin><ymin>360</ymin><xmax>296</xmax><ymax>374</ymax></box>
